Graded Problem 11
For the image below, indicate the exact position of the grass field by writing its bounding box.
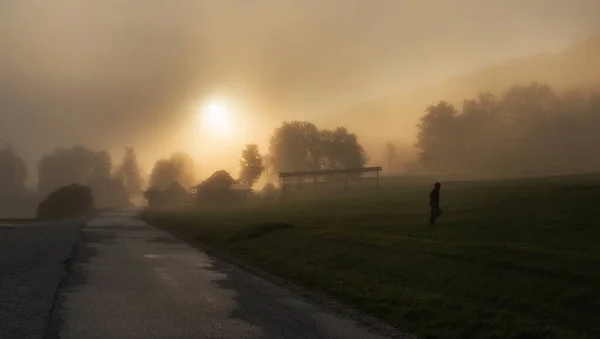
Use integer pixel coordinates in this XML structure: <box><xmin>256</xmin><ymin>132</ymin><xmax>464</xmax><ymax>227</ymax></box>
<box><xmin>144</xmin><ymin>173</ymin><xmax>600</xmax><ymax>339</ymax></box>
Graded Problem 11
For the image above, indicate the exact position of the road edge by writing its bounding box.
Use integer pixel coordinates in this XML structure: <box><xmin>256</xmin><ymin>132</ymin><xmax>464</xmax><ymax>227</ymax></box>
<box><xmin>141</xmin><ymin>211</ymin><xmax>413</xmax><ymax>339</ymax></box>
<box><xmin>43</xmin><ymin>211</ymin><xmax>106</xmax><ymax>339</ymax></box>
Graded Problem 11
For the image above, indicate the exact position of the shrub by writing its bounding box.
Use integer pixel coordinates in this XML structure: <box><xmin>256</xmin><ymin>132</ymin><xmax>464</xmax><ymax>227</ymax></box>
<box><xmin>37</xmin><ymin>184</ymin><xmax>94</xmax><ymax>220</ymax></box>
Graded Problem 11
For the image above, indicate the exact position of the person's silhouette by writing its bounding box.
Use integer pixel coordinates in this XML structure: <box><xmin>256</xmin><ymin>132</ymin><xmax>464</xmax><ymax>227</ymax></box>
<box><xmin>429</xmin><ymin>182</ymin><xmax>442</xmax><ymax>225</ymax></box>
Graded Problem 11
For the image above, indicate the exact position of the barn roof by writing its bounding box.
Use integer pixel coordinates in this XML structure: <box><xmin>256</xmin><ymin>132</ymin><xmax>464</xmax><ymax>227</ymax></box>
<box><xmin>191</xmin><ymin>170</ymin><xmax>237</xmax><ymax>190</ymax></box>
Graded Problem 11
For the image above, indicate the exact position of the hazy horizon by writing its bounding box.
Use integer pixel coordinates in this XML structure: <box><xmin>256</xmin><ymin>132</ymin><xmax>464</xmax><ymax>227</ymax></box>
<box><xmin>2</xmin><ymin>0</ymin><xmax>600</xmax><ymax>183</ymax></box>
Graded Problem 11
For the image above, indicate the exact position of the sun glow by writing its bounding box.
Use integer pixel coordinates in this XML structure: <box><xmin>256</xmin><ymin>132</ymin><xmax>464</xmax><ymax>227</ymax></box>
<box><xmin>185</xmin><ymin>94</ymin><xmax>272</xmax><ymax>180</ymax></box>
<box><xmin>198</xmin><ymin>98</ymin><xmax>235</xmax><ymax>138</ymax></box>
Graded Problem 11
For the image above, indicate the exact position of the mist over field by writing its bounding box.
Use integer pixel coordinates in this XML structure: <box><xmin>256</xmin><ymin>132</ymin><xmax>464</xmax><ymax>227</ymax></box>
<box><xmin>3</xmin><ymin>3</ymin><xmax>600</xmax><ymax>338</ymax></box>
<box><xmin>1</xmin><ymin>0</ymin><xmax>600</xmax><ymax>217</ymax></box>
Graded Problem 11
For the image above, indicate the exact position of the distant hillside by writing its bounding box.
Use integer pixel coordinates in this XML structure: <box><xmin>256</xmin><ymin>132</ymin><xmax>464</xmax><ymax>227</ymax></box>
<box><xmin>443</xmin><ymin>35</ymin><xmax>600</xmax><ymax>98</ymax></box>
<box><xmin>317</xmin><ymin>35</ymin><xmax>600</xmax><ymax>147</ymax></box>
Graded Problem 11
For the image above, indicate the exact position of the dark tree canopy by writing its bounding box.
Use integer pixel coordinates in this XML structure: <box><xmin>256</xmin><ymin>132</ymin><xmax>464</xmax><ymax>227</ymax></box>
<box><xmin>149</xmin><ymin>159</ymin><xmax>175</xmax><ymax>190</ymax></box>
<box><xmin>320</xmin><ymin>127</ymin><xmax>366</xmax><ymax>170</ymax></box>
<box><xmin>149</xmin><ymin>152</ymin><xmax>195</xmax><ymax>189</ymax></box>
<box><xmin>268</xmin><ymin>121</ymin><xmax>322</xmax><ymax>172</ymax></box>
<box><xmin>268</xmin><ymin>121</ymin><xmax>367</xmax><ymax>173</ymax></box>
<box><xmin>239</xmin><ymin>144</ymin><xmax>264</xmax><ymax>187</ymax></box>
<box><xmin>169</xmin><ymin>152</ymin><xmax>195</xmax><ymax>188</ymax></box>
<box><xmin>415</xmin><ymin>101</ymin><xmax>460</xmax><ymax>171</ymax></box>
<box><xmin>415</xmin><ymin>83</ymin><xmax>600</xmax><ymax>175</ymax></box>
<box><xmin>37</xmin><ymin>145</ymin><xmax>130</xmax><ymax>209</ymax></box>
<box><xmin>37</xmin><ymin>145</ymin><xmax>112</xmax><ymax>199</ymax></box>
<box><xmin>37</xmin><ymin>184</ymin><xmax>94</xmax><ymax>220</ymax></box>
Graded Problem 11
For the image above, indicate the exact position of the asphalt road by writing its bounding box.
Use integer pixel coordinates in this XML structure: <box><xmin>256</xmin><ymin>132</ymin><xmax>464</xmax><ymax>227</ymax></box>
<box><xmin>0</xmin><ymin>217</ymin><xmax>83</xmax><ymax>339</ymax></box>
<box><xmin>49</xmin><ymin>209</ymin><xmax>390</xmax><ymax>339</ymax></box>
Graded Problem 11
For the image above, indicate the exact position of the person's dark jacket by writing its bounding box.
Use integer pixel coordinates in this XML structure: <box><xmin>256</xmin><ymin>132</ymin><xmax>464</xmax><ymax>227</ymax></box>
<box><xmin>429</xmin><ymin>188</ymin><xmax>440</xmax><ymax>208</ymax></box>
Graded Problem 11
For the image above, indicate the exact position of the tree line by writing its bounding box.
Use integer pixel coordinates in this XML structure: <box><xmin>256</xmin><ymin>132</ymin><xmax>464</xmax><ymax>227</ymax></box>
<box><xmin>240</xmin><ymin>82</ymin><xmax>600</xmax><ymax>183</ymax></box>
<box><xmin>235</xmin><ymin>121</ymin><xmax>368</xmax><ymax>188</ymax></box>
<box><xmin>146</xmin><ymin>121</ymin><xmax>368</xmax><ymax>191</ymax></box>
<box><xmin>415</xmin><ymin>83</ymin><xmax>600</xmax><ymax>175</ymax></box>
<box><xmin>4</xmin><ymin>81</ymin><xmax>598</xmax><ymax>217</ymax></box>
<box><xmin>0</xmin><ymin>144</ymin><xmax>144</xmax><ymax>218</ymax></box>
<box><xmin>1</xmin><ymin>119</ymin><xmax>369</xmax><ymax>218</ymax></box>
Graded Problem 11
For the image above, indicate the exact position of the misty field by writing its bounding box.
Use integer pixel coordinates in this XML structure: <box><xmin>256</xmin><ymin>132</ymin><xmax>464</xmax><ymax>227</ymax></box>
<box><xmin>144</xmin><ymin>174</ymin><xmax>600</xmax><ymax>339</ymax></box>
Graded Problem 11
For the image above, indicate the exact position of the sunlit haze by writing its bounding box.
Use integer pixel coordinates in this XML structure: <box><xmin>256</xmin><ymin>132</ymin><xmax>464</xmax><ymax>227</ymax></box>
<box><xmin>1</xmin><ymin>0</ymin><xmax>600</xmax><ymax>183</ymax></box>
<box><xmin>3</xmin><ymin>2</ymin><xmax>600</xmax><ymax>335</ymax></box>
<box><xmin>199</xmin><ymin>98</ymin><xmax>235</xmax><ymax>139</ymax></box>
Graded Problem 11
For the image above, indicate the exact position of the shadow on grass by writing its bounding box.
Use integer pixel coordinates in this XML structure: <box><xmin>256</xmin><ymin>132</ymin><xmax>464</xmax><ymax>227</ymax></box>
<box><xmin>230</xmin><ymin>222</ymin><xmax>295</xmax><ymax>241</ymax></box>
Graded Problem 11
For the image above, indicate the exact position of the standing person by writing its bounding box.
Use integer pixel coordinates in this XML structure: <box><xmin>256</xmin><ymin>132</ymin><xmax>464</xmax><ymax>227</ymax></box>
<box><xmin>429</xmin><ymin>182</ymin><xmax>442</xmax><ymax>225</ymax></box>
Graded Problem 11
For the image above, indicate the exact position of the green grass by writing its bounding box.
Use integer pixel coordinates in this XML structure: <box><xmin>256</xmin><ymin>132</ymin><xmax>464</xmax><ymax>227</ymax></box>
<box><xmin>144</xmin><ymin>173</ymin><xmax>600</xmax><ymax>339</ymax></box>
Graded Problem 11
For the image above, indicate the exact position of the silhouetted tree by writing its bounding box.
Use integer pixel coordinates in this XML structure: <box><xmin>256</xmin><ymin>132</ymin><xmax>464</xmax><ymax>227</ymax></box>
<box><xmin>148</xmin><ymin>159</ymin><xmax>174</xmax><ymax>190</ymax></box>
<box><xmin>415</xmin><ymin>101</ymin><xmax>459</xmax><ymax>171</ymax></box>
<box><xmin>239</xmin><ymin>144</ymin><xmax>264</xmax><ymax>187</ymax></box>
<box><xmin>37</xmin><ymin>145</ymin><xmax>111</xmax><ymax>199</ymax></box>
<box><xmin>169</xmin><ymin>152</ymin><xmax>195</xmax><ymax>188</ymax></box>
<box><xmin>268</xmin><ymin>121</ymin><xmax>366</xmax><ymax>172</ymax></box>
<box><xmin>320</xmin><ymin>127</ymin><xmax>366</xmax><ymax>169</ymax></box>
<box><xmin>415</xmin><ymin>83</ymin><xmax>600</xmax><ymax>175</ymax></box>
<box><xmin>116</xmin><ymin>147</ymin><xmax>143</xmax><ymax>198</ymax></box>
<box><xmin>37</xmin><ymin>145</ymin><xmax>130</xmax><ymax>209</ymax></box>
<box><xmin>149</xmin><ymin>152</ymin><xmax>195</xmax><ymax>189</ymax></box>
<box><xmin>268</xmin><ymin>121</ymin><xmax>322</xmax><ymax>172</ymax></box>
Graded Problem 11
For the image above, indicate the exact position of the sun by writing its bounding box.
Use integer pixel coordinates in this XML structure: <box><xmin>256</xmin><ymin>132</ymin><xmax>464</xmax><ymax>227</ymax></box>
<box><xmin>198</xmin><ymin>98</ymin><xmax>234</xmax><ymax>138</ymax></box>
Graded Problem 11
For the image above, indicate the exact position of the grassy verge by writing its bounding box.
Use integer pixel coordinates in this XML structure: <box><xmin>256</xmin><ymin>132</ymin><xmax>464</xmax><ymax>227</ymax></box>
<box><xmin>144</xmin><ymin>174</ymin><xmax>600</xmax><ymax>339</ymax></box>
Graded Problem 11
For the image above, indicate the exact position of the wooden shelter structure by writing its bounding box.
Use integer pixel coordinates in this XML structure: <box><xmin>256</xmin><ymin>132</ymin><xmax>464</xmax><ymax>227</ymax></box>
<box><xmin>278</xmin><ymin>166</ymin><xmax>382</xmax><ymax>196</ymax></box>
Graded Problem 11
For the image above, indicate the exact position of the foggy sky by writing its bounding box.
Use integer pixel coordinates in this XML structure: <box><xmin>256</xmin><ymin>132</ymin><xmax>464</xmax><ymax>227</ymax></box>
<box><xmin>1</xmin><ymin>0</ymin><xmax>600</xmax><ymax>180</ymax></box>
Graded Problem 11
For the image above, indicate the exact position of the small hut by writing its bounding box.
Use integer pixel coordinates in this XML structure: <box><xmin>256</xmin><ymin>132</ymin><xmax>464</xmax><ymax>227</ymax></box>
<box><xmin>144</xmin><ymin>181</ymin><xmax>192</xmax><ymax>207</ymax></box>
<box><xmin>190</xmin><ymin>170</ymin><xmax>252</xmax><ymax>205</ymax></box>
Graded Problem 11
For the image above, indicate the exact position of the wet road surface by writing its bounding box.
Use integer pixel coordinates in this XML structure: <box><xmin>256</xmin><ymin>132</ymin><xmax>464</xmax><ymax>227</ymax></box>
<box><xmin>53</xmin><ymin>209</ymin><xmax>390</xmax><ymax>339</ymax></box>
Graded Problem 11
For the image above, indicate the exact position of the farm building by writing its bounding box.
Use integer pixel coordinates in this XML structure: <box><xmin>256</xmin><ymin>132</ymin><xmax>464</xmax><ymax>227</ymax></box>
<box><xmin>144</xmin><ymin>181</ymin><xmax>192</xmax><ymax>207</ymax></box>
<box><xmin>190</xmin><ymin>170</ymin><xmax>252</xmax><ymax>205</ymax></box>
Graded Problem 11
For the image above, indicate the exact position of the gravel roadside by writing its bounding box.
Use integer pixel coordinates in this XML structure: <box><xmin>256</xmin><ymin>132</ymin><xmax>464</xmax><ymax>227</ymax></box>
<box><xmin>0</xmin><ymin>218</ymin><xmax>84</xmax><ymax>339</ymax></box>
